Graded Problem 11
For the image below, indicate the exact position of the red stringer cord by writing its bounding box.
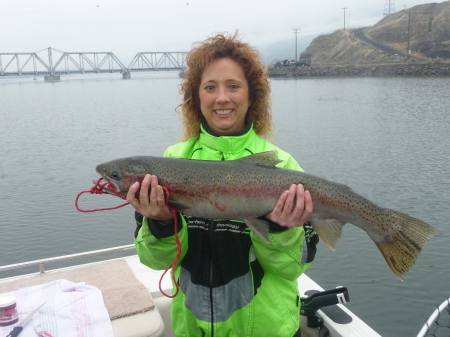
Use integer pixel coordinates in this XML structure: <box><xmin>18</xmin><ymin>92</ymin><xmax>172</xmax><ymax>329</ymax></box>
<box><xmin>159</xmin><ymin>186</ymin><xmax>182</xmax><ymax>298</ymax></box>
<box><xmin>75</xmin><ymin>179</ymin><xmax>181</xmax><ymax>298</ymax></box>
<box><xmin>75</xmin><ymin>178</ymin><xmax>129</xmax><ymax>212</ymax></box>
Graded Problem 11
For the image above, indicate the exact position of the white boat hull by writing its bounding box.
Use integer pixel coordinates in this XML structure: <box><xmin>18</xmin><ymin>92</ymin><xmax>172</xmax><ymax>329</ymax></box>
<box><xmin>0</xmin><ymin>250</ymin><xmax>381</xmax><ymax>337</ymax></box>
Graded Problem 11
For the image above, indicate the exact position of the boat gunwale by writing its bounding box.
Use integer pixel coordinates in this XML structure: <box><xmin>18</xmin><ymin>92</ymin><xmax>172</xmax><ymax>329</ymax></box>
<box><xmin>0</xmin><ymin>244</ymin><xmax>135</xmax><ymax>273</ymax></box>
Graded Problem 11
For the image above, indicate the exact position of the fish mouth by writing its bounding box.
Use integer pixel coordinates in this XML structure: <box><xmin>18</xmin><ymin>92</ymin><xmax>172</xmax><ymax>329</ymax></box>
<box><xmin>93</xmin><ymin>177</ymin><xmax>121</xmax><ymax>195</ymax></box>
<box><xmin>95</xmin><ymin>165</ymin><xmax>121</xmax><ymax>192</ymax></box>
<box><xmin>95</xmin><ymin>164</ymin><xmax>140</xmax><ymax>196</ymax></box>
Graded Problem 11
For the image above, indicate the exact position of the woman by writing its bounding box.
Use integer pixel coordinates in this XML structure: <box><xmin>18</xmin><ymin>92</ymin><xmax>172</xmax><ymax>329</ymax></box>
<box><xmin>127</xmin><ymin>32</ymin><xmax>318</xmax><ymax>337</ymax></box>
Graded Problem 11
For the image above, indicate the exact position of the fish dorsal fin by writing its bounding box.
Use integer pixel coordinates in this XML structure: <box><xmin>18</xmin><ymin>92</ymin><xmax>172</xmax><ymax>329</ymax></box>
<box><xmin>310</xmin><ymin>219</ymin><xmax>346</xmax><ymax>251</ymax></box>
<box><xmin>238</xmin><ymin>151</ymin><xmax>282</xmax><ymax>167</ymax></box>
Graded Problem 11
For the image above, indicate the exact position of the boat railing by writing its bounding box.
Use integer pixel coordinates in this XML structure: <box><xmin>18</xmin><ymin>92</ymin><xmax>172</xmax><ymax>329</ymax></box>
<box><xmin>0</xmin><ymin>244</ymin><xmax>136</xmax><ymax>274</ymax></box>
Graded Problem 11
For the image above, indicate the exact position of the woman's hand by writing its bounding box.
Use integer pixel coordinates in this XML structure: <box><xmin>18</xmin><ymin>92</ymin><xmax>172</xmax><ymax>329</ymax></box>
<box><xmin>265</xmin><ymin>184</ymin><xmax>313</xmax><ymax>228</ymax></box>
<box><xmin>126</xmin><ymin>174</ymin><xmax>174</xmax><ymax>224</ymax></box>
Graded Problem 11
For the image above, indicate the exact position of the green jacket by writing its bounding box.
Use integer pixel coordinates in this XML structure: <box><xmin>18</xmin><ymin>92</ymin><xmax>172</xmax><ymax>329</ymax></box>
<box><xmin>135</xmin><ymin>124</ymin><xmax>316</xmax><ymax>337</ymax></box>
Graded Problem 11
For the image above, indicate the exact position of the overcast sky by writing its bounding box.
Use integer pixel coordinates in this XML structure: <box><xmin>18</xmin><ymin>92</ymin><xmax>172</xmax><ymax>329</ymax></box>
<box><xmin>1</xmin><ymin>0</ymin><xmax>447</xmax><ymax>63</ymax></box>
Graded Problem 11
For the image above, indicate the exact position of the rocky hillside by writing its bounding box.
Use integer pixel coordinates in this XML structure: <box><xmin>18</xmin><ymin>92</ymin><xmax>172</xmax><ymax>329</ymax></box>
<box><xmin>300</xmin><ymin>1</ymin><xmax>450</xmax><ymax>65</ymax></box>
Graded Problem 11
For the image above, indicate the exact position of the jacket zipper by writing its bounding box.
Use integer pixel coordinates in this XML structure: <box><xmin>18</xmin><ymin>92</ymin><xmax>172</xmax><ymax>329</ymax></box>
<box><xmin>209</xmin><ymin>219</ymin><xmax>215</xmax><ymax>336</ymax></box>
<box><xmin>209</xmin><ymin>153</ymin><xmax>222</xmax><ymax>335</ymax></box>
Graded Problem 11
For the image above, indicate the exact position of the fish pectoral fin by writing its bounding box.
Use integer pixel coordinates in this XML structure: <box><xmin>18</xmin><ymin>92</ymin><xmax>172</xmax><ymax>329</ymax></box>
<box><xmin>310</xmin><ymin>219</ymin><xmax>346</xmax><ymax>251</ymax></box>
<box><xmin>244</xmin><ymin>218</ymin><xmax>270</xmax><ymax>243</ymax></box>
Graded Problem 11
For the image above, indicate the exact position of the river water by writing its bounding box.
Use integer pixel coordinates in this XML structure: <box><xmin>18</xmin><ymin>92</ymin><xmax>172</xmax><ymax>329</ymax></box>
<box><xmin>1</xmin><ymin>72</ymin><xmax>449</xmax><ymax>337</ymax></box>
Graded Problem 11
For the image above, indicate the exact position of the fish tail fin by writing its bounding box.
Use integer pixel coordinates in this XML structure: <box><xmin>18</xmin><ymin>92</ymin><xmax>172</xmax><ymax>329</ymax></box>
<box><xmin>375</xmin><ymin>210</ymin><xmax>436</xmax><ymax>280</ymax></box>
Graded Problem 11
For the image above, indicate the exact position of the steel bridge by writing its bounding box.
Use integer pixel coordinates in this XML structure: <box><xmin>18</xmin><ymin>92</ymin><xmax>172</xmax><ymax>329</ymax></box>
<box><xmin>0</xmin><ymin>47</ymin><xmax>187</xmax><ymax>80</ymax></box>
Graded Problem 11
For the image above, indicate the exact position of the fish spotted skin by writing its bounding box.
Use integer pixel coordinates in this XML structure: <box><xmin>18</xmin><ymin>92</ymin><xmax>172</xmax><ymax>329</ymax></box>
<box><xmin>95</xmin><ymin>151</ymin><xmax>436</xmax><ymax>279</ymax></box>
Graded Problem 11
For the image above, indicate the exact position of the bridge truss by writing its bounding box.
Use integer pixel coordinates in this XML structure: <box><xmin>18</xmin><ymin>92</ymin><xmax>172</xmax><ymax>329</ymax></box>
<box><xmin>0</xmin><ymin>48</ymin><xmax>187</xmax><ymax>77</ymax></box>
<box><xmin>128</xmin><ymin>52</ymin><xmax>187</xmax><ymax>71</ymax></box>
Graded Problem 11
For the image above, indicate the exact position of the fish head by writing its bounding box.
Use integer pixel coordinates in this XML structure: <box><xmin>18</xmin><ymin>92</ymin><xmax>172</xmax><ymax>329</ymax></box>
<box><xmin>95</xmin><ymin>157</ymin><xmax>151</xmax><ymax>197</ymax></box>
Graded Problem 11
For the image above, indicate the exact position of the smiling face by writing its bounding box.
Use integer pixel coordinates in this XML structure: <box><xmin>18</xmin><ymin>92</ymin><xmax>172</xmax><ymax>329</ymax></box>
<box><xmin>199</xmin><ymin>57</ymin><xmax>251</xmax><ymax>136</ymax></box>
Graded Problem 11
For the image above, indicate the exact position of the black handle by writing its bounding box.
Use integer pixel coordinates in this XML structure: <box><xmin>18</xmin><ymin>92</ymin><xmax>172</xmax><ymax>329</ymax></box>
<box><xmin>6</xmin><ymin>326</ymin><xmax>24</xmax><ymax>337</ymax></box>
<box><xmin>300</xmin><ymin>287</ymin><xmax>350</xmax><ymax>329</ymax></box>
<box><xmin>301</xmin><ymin>287</ymin><xmax>349</xmax><ymax>315</ymax></box>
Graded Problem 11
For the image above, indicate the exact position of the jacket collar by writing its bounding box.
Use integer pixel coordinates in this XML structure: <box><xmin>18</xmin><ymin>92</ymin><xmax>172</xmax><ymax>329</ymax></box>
<box><xmin>198</xmin><ymin>122</ymin><xmax>257</xmax><ymax>154</ymax></box>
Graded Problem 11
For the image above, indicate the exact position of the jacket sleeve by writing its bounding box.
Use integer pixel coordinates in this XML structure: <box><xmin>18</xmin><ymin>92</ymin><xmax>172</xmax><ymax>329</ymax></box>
<box><xmin>252</xmin><ymin>154</ymin><xmax>319</xmax><ymax>281</ymax></box>
<box><xmin>134</xmin><ymin>211</ymin><xmax>189</xmax><ymax>271</ymax></box>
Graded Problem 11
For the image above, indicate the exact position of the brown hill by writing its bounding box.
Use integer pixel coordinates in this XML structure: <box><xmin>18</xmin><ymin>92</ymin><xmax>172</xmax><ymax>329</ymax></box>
<box><xmin>301</xmin><ymin>1</ymin><xmax>450</xmax><ymax>65</ymax></box>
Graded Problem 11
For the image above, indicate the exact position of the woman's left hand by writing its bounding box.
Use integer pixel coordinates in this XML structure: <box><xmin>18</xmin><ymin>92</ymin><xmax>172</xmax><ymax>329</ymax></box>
<box><xmin>265</xmin><ymin>184</ymin><xmax>313</xmax><ymax>228</ymax></box>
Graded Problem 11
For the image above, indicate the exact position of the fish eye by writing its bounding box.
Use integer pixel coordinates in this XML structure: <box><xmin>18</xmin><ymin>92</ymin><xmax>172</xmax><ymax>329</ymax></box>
<box><xmin>110</xmin><ymin>171</ymin><xmax>122</xmax><ymax>180</ymax></box>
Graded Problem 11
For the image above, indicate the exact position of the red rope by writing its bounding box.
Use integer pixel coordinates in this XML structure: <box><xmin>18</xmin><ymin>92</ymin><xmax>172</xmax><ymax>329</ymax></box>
<box><xmin>159</xmin><ymin>186</ymin><xmax>182</xmax><ymax>298</ymax></box>
<box><xmin>75</xmin><ymin>178</ymin><xmax>129</xmax><ymax>212</ymax></box>
<box><xmin>75</xmin><ymin>179</ymin><xmax>182</xmax><ymax>298</ymax></box>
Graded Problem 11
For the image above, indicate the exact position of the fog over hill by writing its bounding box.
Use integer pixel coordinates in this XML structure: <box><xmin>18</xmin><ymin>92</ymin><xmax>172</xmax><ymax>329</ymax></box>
<box><xmin>256</xmin><ymin>35</ymin><xmax>316</xmax><ymax>65</ymax></box>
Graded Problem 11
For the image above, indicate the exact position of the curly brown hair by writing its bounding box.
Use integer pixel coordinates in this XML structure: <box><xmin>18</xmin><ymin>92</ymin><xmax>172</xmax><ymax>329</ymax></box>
<box><xmin>178</xmin><ymin>31</ymin><xmax>274</xmax><ymax>140</ymax></box>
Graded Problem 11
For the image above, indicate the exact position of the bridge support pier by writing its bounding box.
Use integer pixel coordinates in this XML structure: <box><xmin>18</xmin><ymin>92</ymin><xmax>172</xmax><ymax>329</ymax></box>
<box><xmin>44</xmin><ymin>75</ymin><xmax>60</xmax><ymax>82</ymax></box>
<box><xmin>122</xmin><ymin>70</ymin><xmax>131</xmax><ymax>79</ymax></box>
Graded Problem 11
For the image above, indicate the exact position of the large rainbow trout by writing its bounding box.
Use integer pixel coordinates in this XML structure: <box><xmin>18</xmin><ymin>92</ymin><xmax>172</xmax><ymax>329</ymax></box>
<box><xmin>96</xmin><ymin>151</ymin><xmax>436</xmax><ymax>279</ymax></box>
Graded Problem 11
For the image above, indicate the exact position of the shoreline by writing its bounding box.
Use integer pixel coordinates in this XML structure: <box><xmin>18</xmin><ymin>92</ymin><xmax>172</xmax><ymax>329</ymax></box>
<box><xmin>268</xmin><ymin>63</ymin><xmax>450</xmax><ymax>78</ymax></box>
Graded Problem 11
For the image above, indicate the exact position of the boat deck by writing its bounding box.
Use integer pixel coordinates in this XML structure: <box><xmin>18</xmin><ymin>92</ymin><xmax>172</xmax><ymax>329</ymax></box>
<box><xmin>0</xmin><ymin>251</ymin><xmax>381</xmax><ymax>337</ymax></box>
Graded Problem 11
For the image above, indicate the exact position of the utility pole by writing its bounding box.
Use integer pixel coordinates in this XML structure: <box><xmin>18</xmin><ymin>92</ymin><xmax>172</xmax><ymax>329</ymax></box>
<box><xmin>342</xmin><ymin>7</ymin><xmax>348</xmax><ymax>31</ymax></box>
<box><xmin>383</xmin><ymin>0</ymin><xmax>395</xmax><ymax>16</ymax></box>
<box><xmin>293</xmin><ymin>29</ymin><xmax>300</xmax><ymax>61</ymax></box>
<box><xmin>406</xmin><ymin>9</ymin><xmax>439</xmax><ymax>58</ymax></box>
<box><xmin>407</xmin><ymin>10</ymin><xmax>411</xmax><ymax>58</ymax></box>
